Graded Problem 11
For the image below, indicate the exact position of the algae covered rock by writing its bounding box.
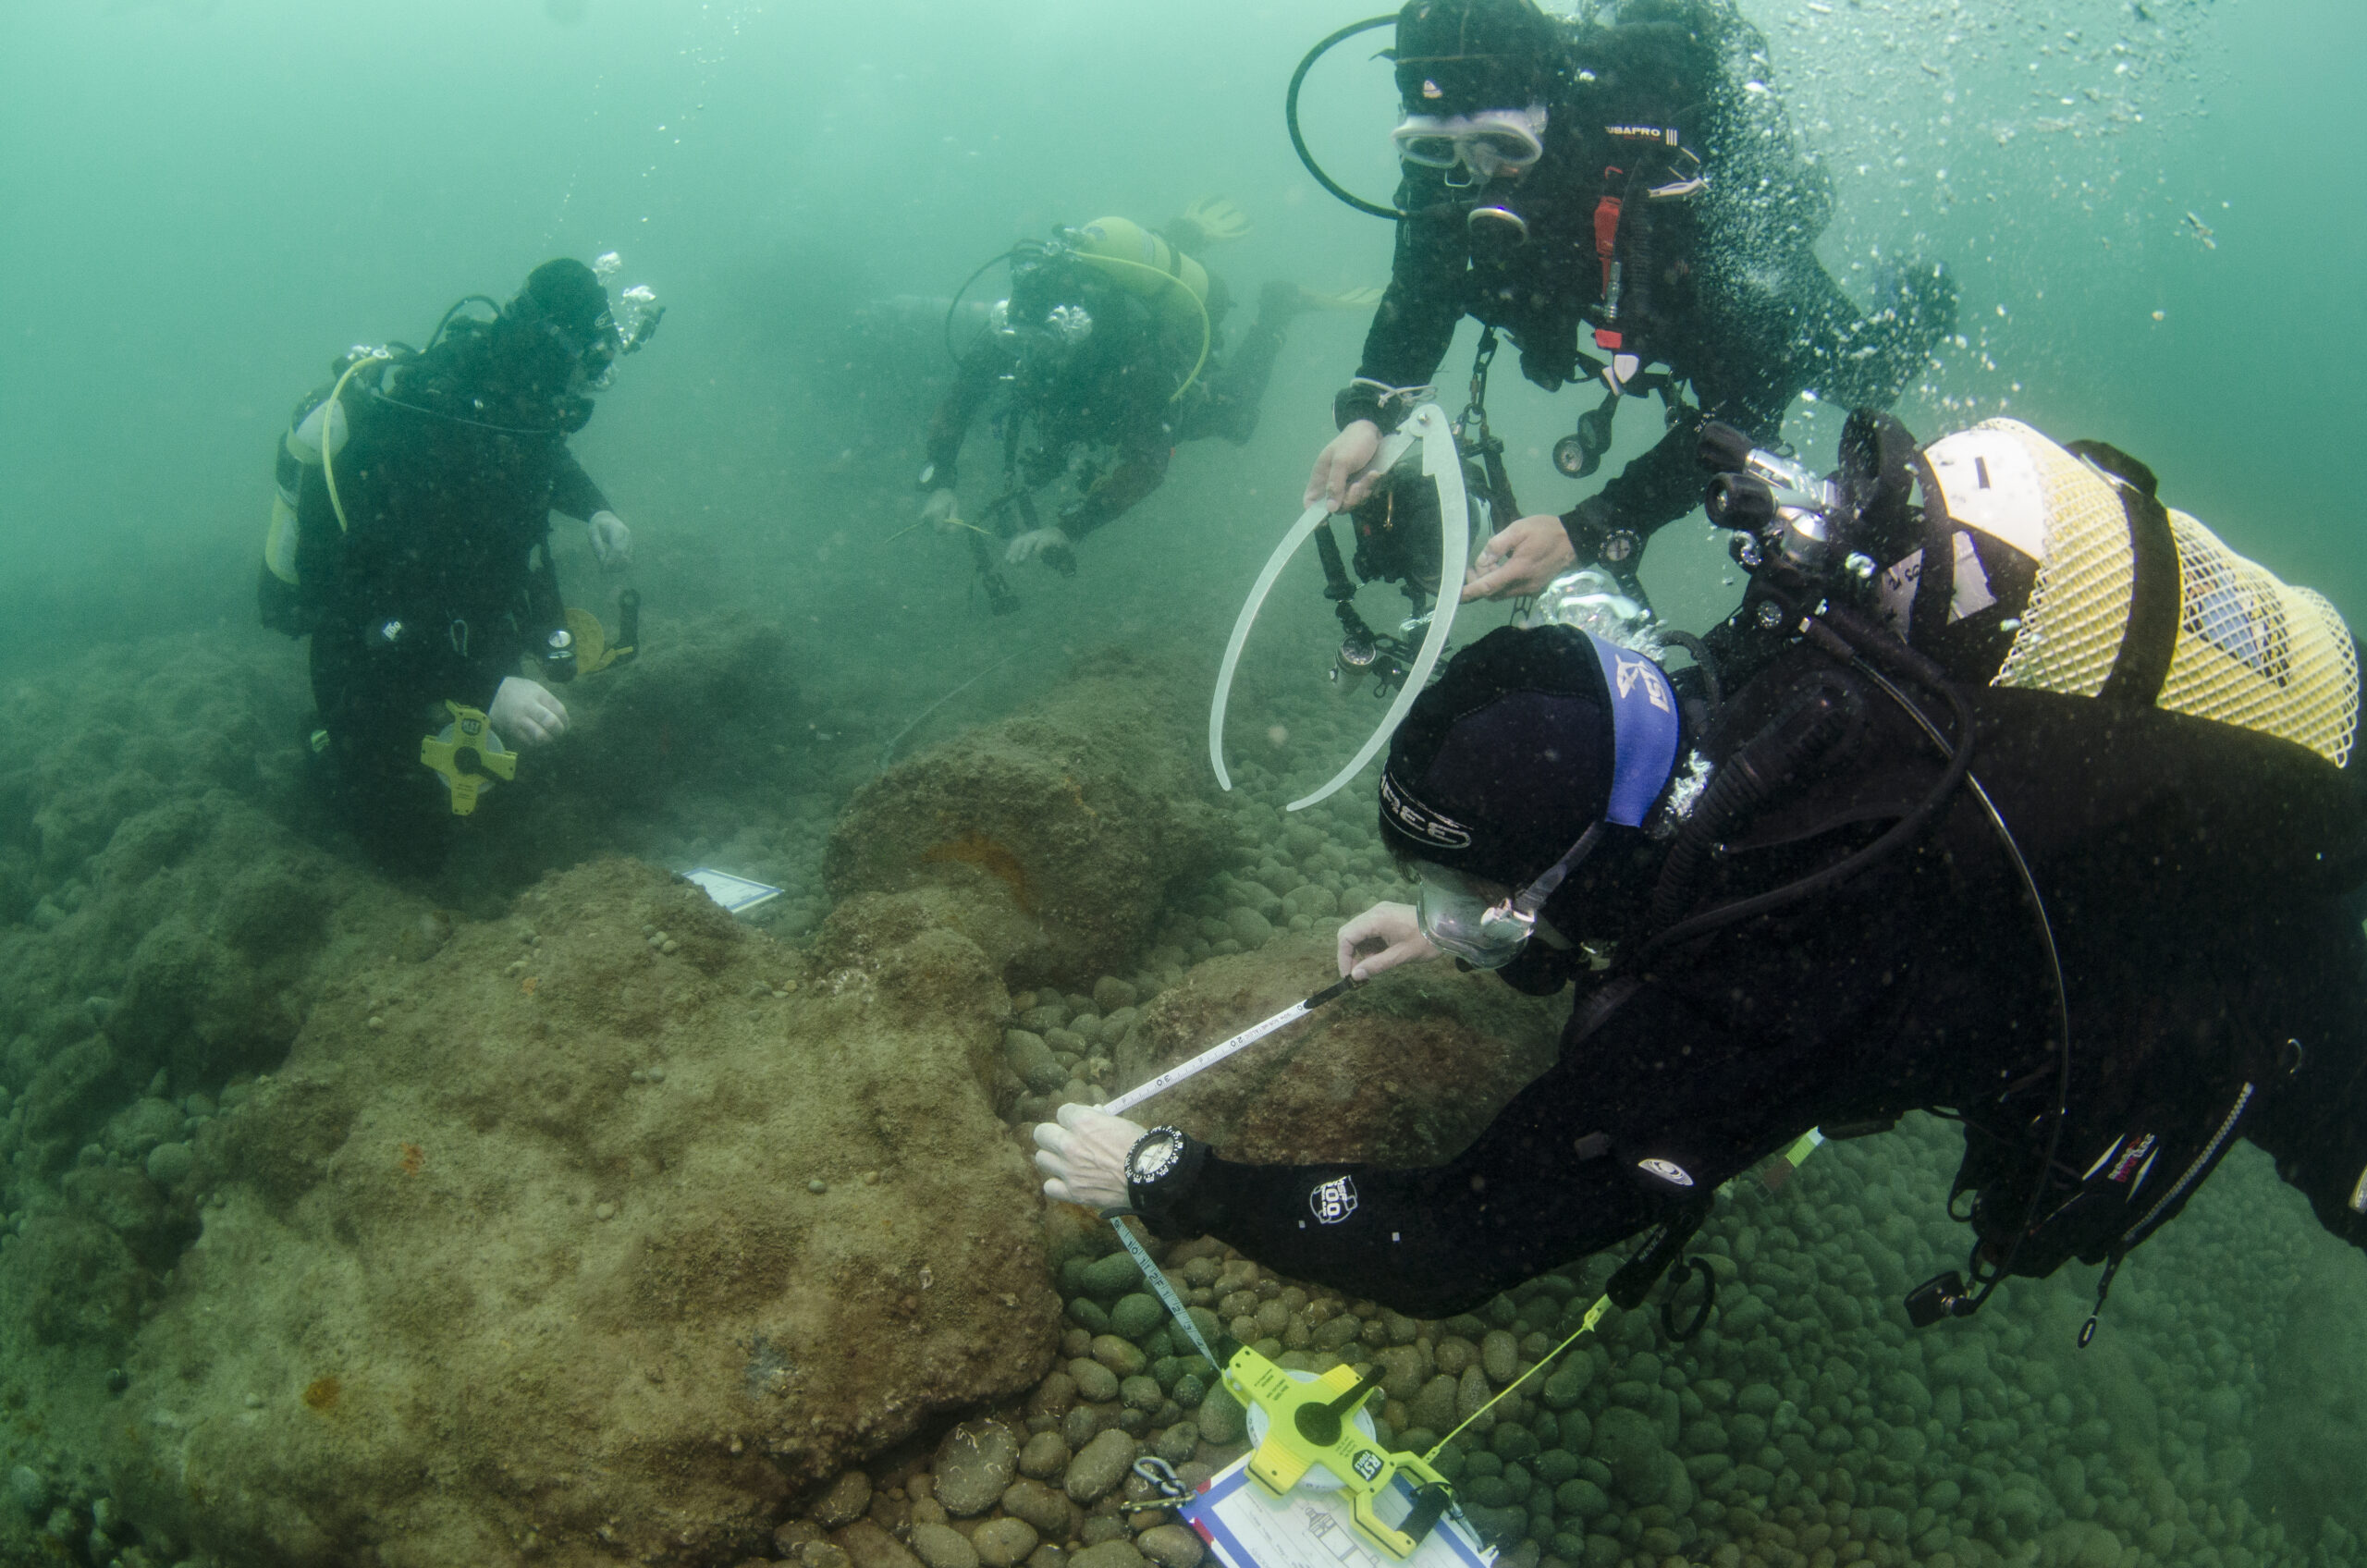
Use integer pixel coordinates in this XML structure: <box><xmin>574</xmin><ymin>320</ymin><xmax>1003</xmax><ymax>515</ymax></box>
<box><xmin>104</xmin><ymin>858</ymin><xmax>1061</xmax><ymax>1566</ymax></box>
<box><xmin>823</xmin><ymin>658</ymin><xmax>1224</xmax><ymax>988</ymax></box>
<box><xmin>1110</xmin><ymin>934</ymin><xmax>1564</xmax><ymax>1168</ymax></box>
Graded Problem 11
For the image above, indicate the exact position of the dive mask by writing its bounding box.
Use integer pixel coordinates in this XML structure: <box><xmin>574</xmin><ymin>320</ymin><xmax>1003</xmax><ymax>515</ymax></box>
<box><xmin>1392</xmin><ymin>106</ymin><xmax>1547</xmax><ymax>180</ymax></box>
<box><xmin>577</xmin><ymin>254</ymin><xmax>666</xmax><ymax>392</ymax></box>
<box><xmin>993</xmin><ymin>298</ymin><xmax>1095</xmax><ymax>370</ymax></box>
<box><xmin>1417</xmin><ymin>851</ymin><xmax>1593</xmax><ymax>969</ymax></box>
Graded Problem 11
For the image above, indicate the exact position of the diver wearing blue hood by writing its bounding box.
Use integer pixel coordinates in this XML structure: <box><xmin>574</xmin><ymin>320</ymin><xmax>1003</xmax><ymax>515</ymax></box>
<box><xmin>1041</xmin><ymin>605</ymin><xmax>2367</xmax><ymax>1332</ymax></box>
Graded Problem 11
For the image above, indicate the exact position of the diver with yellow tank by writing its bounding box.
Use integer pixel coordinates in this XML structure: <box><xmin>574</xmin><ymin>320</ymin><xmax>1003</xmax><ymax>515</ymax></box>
<box><xmin>917</xmin><ymin>201</ymin><xmax>1351</xmax><ymax>613</ymax></box>
<box><xmin>257</xmin><ymin>257</ymin><xmax>659</xmax><ymax>872</ymax></box>
<box><xmin>1041</xmin><ymin>406</ymin><xmax>2367</xmax><ymax>1347</ymax></box>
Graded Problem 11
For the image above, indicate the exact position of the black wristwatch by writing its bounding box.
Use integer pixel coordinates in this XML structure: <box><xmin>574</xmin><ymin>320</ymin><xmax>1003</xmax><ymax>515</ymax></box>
<box><xmin>1124</xmin><ymin>1126</ymin><xmax>1204</xmax><ymax>1226</ymax></box>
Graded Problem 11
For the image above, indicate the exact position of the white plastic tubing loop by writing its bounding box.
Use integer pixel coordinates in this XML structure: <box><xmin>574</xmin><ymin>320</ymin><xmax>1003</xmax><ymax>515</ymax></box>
<box><xmin>1208</xmin><ymin>402</ymin><xmax>1469</xmax><ymax>813</ymax></box>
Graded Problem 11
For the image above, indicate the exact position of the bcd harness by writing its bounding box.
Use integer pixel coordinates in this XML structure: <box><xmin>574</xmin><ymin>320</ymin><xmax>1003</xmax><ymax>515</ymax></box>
<box><xmin>1687</xmin><ymin>409</ymin><xmax>2360</xmax><ymax>1341</ymax></box>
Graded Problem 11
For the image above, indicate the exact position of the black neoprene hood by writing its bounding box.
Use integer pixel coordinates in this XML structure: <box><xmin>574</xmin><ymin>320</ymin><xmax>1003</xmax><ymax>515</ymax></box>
<box><xmin>1376</xmin><ymin>625</ymin><xmax>1616</xmax><ymax>888</ymax></box>
<box><xmin>1393</xmin><ymin>0</ymin><xmax>1564</xmax><ymax>116</ymax></box>
<box><xmin>513</xmin><ymin>258</ymin><xmax>609</xmax><ymax>340</ymax></box>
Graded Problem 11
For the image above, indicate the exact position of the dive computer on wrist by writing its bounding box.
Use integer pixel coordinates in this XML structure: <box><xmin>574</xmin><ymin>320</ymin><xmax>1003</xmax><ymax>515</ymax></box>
<box><xmin>1124</xmin><ymin>1126</ymin><xmax>1204</xmax><ymax>1225</ymax></box>
<box><xmin>1127</xmin><ymin>1126</ymin><xmax>1185</xmax><ymax>1185</ymax></box>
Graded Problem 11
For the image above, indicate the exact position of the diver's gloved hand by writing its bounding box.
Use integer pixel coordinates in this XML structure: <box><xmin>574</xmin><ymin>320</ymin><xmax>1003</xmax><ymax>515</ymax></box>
<box><xmin>1033</xmin><ymin>1103</ymin><xmax>1146</xmax><ymax>1211</ymax></box>
<box><xmin>489</xmin><ymin>677</ymin><xmax>570</xmax><ymax>747</ymax></box>
<box><xmin>1337</xmin><ymin>900</ymin><xmax>1441</xmax><ymax>982</ymax></box>
<box><xmin>585</xmin><ymin>509</ymin><xmax>633</xmax><ymax>570</ymax></box>
<box><xmin>1462</xmin><ymin>513</ymin><xmax>1578</xmax><ymax>602</ymax></box>
<box><xmin>1305</xmin><ymin>419</ymin><xmax>1384</xmax><ymax>513</ymax></box>
<box><xmin>920</xmin><ymin>488</ymin><xmax>963</xmax><ymax>534</ymax></box>
<box><xmin>1005</xmin><ymin>527</ymin><xmax>1075</xmax><ymax>569</ymax></box>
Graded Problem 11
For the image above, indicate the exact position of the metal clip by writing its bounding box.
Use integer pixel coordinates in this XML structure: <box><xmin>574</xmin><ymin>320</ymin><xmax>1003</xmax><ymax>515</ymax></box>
<box><xmin>1132</xmin><ymin>1456</ymin><xmax>1188</xmax><ymax>1501</ymax></box>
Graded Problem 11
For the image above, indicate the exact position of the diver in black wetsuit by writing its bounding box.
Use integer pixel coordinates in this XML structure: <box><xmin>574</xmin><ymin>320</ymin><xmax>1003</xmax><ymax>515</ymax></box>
<box><xmin>1042</xmin><ymin>417</ymin><xmax>2367</xmax><ymax>1330</ymax></box>
<box><xmin>259</xmin><ymin>258</ymin><xmax>656</xmax><ymax>872</ymax></box>
<box><xmin>1304</xmin><ymin>0</ymin><xmax>1956</xmax><ymax>604</ymax></box>
<box><xmin>916</xmin><ymin>208</ymin><xmax>1311</xmax><ymax>613</ymax></box>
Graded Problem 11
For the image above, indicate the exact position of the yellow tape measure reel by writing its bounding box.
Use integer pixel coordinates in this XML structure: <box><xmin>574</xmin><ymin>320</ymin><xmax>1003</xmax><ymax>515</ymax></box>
<box><xmin>419</xmin><ymin>702</ymin><xmax>516</xmax><ymax>815</ymax></box>
<box><xmin>1225</xmin><ymin>1346</ymin><xmax>1458</xmax><ymax>1559</ymax></box>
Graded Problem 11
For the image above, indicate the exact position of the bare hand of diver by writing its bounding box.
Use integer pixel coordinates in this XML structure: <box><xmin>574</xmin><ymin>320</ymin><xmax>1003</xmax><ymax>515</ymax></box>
<box><xmin>1462</xmin><ymin>514</ymin><xmax>1577</xmax><ymax>602</ymax></box>
<box><xmin>921</xmin><ymin>487</ymin><xmax>962</xmax><ymax>534</ymax></box>
<box><xmin>1033</xmin><ymin>1103</ymin><xmax>1146</xmax><ymax>1211</ymax></box>
<box><xmin>490</xmin><ymin>677</ymin><xmax>569</xmax><ymax>746</ymax></box>
<box><xmin>1305</xmin><ymin>420</ymin><xmax>1384</xmax><ymax>513</ymax></box>
<box><xmin>1337</xmin><ymin>900</ymin><xmax>1440</xmax><ymax>981</ymax></box>
<box><xmin>586</xmin><ymin>509</ymin><xmax>633</xmax><ymax>571</ymax></box>
<box><xmin>1005</xmin><ymin>527</ymin><xmax>1074</xmax><ymax>568</ymax></box>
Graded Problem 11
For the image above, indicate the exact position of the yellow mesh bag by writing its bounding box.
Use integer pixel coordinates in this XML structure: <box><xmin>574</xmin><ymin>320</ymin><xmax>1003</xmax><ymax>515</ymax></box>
<box><xmin>1989</xmin><ymin>425</ymin><xmax>2136</xmax><ymax>699</ymax></box>
<box><xmin>1976</xmin><ymin>420</ymin><xmax>2359</xmax><ymax>766</ymax></box>
<box><xmin>2156</xmin><ymin>510</ymin><xmax>2360</xmax><ymax>765</ymax></box>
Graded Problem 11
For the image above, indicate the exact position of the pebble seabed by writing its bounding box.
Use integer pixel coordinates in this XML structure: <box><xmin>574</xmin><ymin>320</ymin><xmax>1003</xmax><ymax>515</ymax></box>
<box><xmin>770</xmin><ymin>1112</ymin><xmax>2355</xmax><ymax>1568</ymax></box>
<box><xmin>2</xmin><ymin>657</ymin><xmax>2360</xmax><ymax>1567</ymax></box>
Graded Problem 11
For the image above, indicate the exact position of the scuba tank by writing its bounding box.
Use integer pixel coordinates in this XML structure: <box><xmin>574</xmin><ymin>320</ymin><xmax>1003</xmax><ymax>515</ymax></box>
<box><xmin>1068</xmin><ymin>216</ymin><xmax>1209</xmax><ymax>334</ymax></box>
<box><xmin>259</xmin><ymin>349</ymin><xmax>388</xmax><ymax>636</ymax></box>
<box><xmin>1704</xmin><ymin>413</ymin><xmax>2361</xmax><ymax>767</ymax></box>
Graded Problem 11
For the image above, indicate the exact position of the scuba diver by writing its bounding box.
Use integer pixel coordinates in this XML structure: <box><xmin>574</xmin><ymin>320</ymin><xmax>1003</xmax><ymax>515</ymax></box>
<box><xmin>917</xmin><ymin>202</ymin><xmax>1329</xmax><ymax>614</ymax></box>
<box><xmin>1301</xmin><ymin>0</ymin><xmax>1958</xmax><ymax>605</ymax></box>
<box><xmin>258</xmin><ymin>257</ymin><xmax>661</xmax><ymax>872</ymax></box>
<box><xmin>1040</xmin><ymin>410</ymin><xmax>2367</xmax><ymax>1334</ymax></box>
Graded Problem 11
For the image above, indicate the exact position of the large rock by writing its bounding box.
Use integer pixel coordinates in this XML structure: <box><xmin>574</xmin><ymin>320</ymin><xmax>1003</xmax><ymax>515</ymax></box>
<box><xmin>103</xmin><ymin>858</ymin><xmax>1061</xmax><ymax>1566</ymax></box>
<box><xmin>1110</xmin><ymin>934</ymin><xmax>1564</xmax><ymax>1166</ymax></box>
<box><xmin>823</xmin><ymin>658</ymin><xmax>1224</xmax><ymax>988</ymax></box>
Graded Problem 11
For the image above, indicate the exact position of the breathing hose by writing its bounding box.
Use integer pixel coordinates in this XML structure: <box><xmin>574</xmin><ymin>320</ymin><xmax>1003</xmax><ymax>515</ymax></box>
<box><xmin>1068</xmin><ymin>250</ymin><xmax>1213</xmax><ymax>402</ymax></box>
<box><xmin>320</xmin><ymin>352</ymin><xmax>392</xmax><ymax>535</ymax></box>
<box><xmin>942</xmin><ymin>248</ymin><xmax>1021</xmax><ymax>367</ymax></box>
<box><xmin>1635</xmin><ymin>620</ymin><xmax>1976</xmax><ymax>962</ymax></box>
<box><xmin>1645</xmin><ymin>674</ymin><xmax>1861</xmax><ymax>932</ymax></box>
<box><xmin>1286</xmin><ymin>16</ymin><xmax>1407</xmax><ymax>221</ymax></box>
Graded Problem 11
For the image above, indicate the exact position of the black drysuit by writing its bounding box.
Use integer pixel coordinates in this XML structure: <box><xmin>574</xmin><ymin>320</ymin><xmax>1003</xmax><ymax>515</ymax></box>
<box><xmin>926</xmin><ymin>278</ymin><xmax>1293</xmax><ymax>544</ymax></box>
<box><xmin>1142</xmin><ymin>649</ymin><xmax>2367</xmax><ymax>1318</ymax></box>
<box><xmin>284</xmin><ymin>352</ymin><xmax>609</xmax><ymax>868</ymax></box>
<box><xmin>1338</xmin><ymin>16</ymin><xmax>1947</xmax><ymax>569</ymax></box>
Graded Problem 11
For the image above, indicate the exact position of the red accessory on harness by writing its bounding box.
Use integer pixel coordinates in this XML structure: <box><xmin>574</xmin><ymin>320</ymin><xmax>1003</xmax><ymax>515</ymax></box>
<box><xmin>1594</xmin><ymin>182</ymin><xmax>1625</xmax><ymax>327</ymax></box>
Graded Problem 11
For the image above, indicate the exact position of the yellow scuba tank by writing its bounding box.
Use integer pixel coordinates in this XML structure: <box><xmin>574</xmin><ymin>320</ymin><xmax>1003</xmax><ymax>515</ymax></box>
<box><xmin>1071</xmin><ymin>216</ymin><xmax>1208</xmax><ymax>332</ymax></box>
<box><xmin>260</xmin><ymin>351</ymin><xmax>386</xmax><ymax>628</ymax></box>
<box><xmin>1895</xmin><ymin>419</ymin><xmax>2359</xmax><ymax>766</ymax></box>
<box><xmin>263</xmin><ymin>390</ymin><xmax>351</xmax><ymax>589</ymax></box>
